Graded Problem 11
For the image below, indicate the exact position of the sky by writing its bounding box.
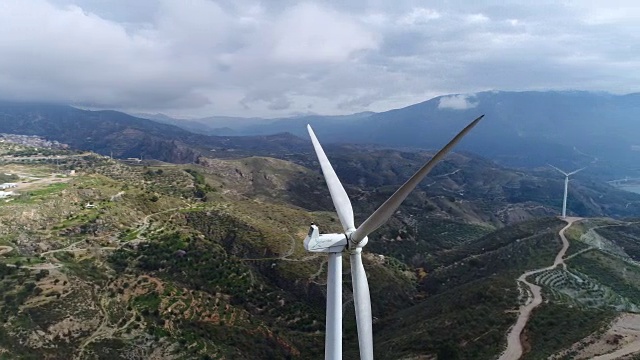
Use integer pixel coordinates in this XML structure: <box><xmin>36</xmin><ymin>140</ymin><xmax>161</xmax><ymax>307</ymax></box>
<box><xmin>1</xmin><ymin>0</ymin><xmax>639</xmax><ymax>118</ymax></box>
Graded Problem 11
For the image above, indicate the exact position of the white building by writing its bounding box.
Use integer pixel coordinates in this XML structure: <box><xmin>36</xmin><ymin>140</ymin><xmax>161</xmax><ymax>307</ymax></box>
<box><xmin>0</xmin><ymin>191</ymin><xmax>14</xmax><ymax>198</ymax></box>
<box><xmin>0</xmin><ymin>183</ymin><xmax>17</xmax><ymax>189</ymax></box>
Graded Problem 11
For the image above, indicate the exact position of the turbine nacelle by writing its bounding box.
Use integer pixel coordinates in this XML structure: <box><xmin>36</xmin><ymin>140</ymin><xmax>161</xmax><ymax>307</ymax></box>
<box><xmin>303</xmin><ymin>224</ymin><xmax>369</xmax><ymax>253</ymax></box>
<box><xmin>303</xmin><ymin>224</ymin><xmax>347</xmax><ymax>253</ymax></box>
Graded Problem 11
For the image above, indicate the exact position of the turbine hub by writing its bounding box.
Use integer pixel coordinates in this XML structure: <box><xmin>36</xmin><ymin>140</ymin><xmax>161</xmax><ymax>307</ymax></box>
<box><xmin>348</xmin><ymin>235</ymin><xmax>368</xmax><ymax>252</ymax></box>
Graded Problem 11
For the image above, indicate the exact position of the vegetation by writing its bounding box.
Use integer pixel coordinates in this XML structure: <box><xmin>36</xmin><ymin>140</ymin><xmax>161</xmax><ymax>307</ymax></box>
<box><xmin>0</xmin><ymin>173</ymin><xmax>18</xmax><ymax>183</ymax></box>
<box><xmin>13</xmin><ymin>183</ymin><xmax>69</xmax><ymax>204</ymax></box>
<box><xmin>184</xmin><ymin>168</ymin><xmax>216</xmax><ymax>199</ymax></box>
<box><xmin>1</xmin><ymin>143</ymin><xmax>639</xmax><ymax>359</ymax></box>
<box><xmin>372</xmin><ymin>275</ymin><xmax>519</xmax><ymax>360</ymax></box>
<box><xmin>368</xmin><ymin>217</ymin><xmax>493</xmax><ymax>268</ymax></box>
<box><xmin>522</xmin><ymin>303</ymin><xmax>614</xmax><ymax>360</ymax></box>
<box><xmin>596</xmin><ymin>223</ymin><xmax>640</xmax><ymax>260</ymax></box>
<box><xmin>568</xmin><ymin>251</ymin><xmax>640</xmax><ymax>302</ymax></box>
<box><xmin>421</xmin><ymin>218</ymin><xmax>565</xmax><ymax>294</ymax></box>
<box><xmin>562</xmin><ymin>220</ymin><xmax>592</xmax><ymax>256</ymax></box>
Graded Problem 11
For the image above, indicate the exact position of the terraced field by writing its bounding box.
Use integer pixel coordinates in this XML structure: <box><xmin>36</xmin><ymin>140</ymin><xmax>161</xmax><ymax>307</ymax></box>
<box><xmin>534</xmin><ymin>267</ymin><xmax>640</xmax><ymax>312</ymax></box>
<box><xmin>514</xmin><ymin>218</ymin><xmax>640</xmax><ymax>359</ymax></box>
<box><xmin>529</xmin><ymin>219</ymin><xmax>640</xmax><ymax>313</ymax></box>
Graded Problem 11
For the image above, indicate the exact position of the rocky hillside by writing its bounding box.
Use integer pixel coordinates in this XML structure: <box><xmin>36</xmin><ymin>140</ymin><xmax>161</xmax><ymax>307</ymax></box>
<box><xmin>0</xmin><ymin>102</ymin><xmax>309</xmax><ymax>163</ymax></box>
<box><xmin>1</xmin><ymin>142</ymin><xmax>640</xmax><ymax>359</ymax></box>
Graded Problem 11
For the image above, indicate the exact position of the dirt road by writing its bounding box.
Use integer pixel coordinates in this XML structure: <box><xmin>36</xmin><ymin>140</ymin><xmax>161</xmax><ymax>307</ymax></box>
<box><xmin>40</xmin><ymin>239</ymin><xmax>87</xmax><ymax>256</ymax></box>
<box><xmin>11</xmin><ymin>175</ymin><xmax>71</xmax><ymax>192</ymax></box>
<box><xmin>498</xmin><ymin>217</ymin><xmax>581</xmax><ymax>360</ymax></box>
<box><xmin>5</xmin><ymin>262</ymin><xmax>62</xmax><ymax>270</ymax></box>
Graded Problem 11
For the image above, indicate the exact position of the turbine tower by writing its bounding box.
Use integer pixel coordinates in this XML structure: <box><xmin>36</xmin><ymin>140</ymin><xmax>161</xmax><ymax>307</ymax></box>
<box><xmin>549</xmin><ymin>165</ymin><xmax>585</xmax><ymax>218</ymax></box>
<box><xmin>304</xmin><ymin>115</ymin><xmax>484</xmax><ymax>360</ymax></box>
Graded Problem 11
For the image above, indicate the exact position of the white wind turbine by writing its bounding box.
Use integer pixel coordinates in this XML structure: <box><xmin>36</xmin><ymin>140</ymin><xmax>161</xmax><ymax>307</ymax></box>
<box><xmin>303</xmin><ymin>115</ymin><xmax>484</xmax><ymax>360</ymax></box>
<box><xmin>549</xmin><ymin>164</ymin><xmax>586</xmax><ymax>218</ymax></box>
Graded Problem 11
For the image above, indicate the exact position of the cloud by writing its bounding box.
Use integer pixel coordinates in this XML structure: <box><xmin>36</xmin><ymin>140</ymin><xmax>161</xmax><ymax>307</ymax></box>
<box><xmin>269</xmin><ymin>3</ymin><xmax>378</xmax><ymax>63</ymax></box>
<box><xmin>464</xmin><ymin>13</ymin><xmax>489</xmax><ymax>24</ymax></box>
<box><xmin>0</xmin><ymin>0</ymin><xmax>214</xmax><ymax>109</ymax></box>
<box><xmin>438</xmin><ymin>95</ymin><xmax>478</xmax><ymax>110</ymax></box>
<box><xmin>399</xmin><ymin>8</ymin><xmax>441</xmax><ymax>25</ymax></box>
<box><xmin>267</xmin><ymin>97</ymin><xmax>292</xmax><ymax>111</ymax></box>
<box><xmin>2</xmin><ymin>0</ymin><xmax>640</xmax><ymax>117</ymax></box>
<box><xmin>241</xmin><ymin>91</ymin><xmax>292</xmax><ymax>111</ymax></box>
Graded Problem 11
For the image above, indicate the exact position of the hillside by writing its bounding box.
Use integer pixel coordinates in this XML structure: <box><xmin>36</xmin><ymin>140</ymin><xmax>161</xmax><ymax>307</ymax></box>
<box><xmin>0</xmin><ymin>102</ymin><xmax>308</xmax><ymax>163</ymax></box>
<box><xmin>0</xmin><ymin>150</ymin><xmax>335</xmax><ymax>358</ymax></box>
<box><xmin>136</xmin><ymin>112</ymin><xmax>375</xmax><ymax>137</ymax></box>
<box><xmin>1</xmin><ymin>141</ymin><xmax>640</xmax><ymax>359</ymax></box>
<box><xmin>287</xmin><ymin>146</ymin><xmax>640</xmax><ymax>224</ymax></box>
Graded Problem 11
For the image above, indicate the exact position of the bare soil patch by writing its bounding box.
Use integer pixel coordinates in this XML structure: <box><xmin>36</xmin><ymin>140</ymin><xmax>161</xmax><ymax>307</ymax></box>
<box><xmin>552</xmin><ymin>313</ymin><xmax>640</xmax><ymax>360</ymax></box>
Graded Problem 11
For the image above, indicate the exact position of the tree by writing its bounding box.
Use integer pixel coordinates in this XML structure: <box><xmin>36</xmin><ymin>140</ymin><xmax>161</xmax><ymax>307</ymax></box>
<box><xmin>436</xmin><ymin>342</ymin><xmax>460</xmax><ymax>360</ymax></box>
<box><xmin>35</xmin><ymin>269</ymin><xmax>49</xmax><ymax>281</ymax></box>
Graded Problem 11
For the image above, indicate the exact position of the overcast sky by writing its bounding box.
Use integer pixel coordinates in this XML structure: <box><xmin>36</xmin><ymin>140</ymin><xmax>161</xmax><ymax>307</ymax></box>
<box><xmin>1</xmin><ymin>0</ymin><xmax>639</xmax><ymax>118</ymax></box>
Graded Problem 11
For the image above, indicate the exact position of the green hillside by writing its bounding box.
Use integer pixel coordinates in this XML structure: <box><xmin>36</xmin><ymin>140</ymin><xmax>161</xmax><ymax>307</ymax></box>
<box><xmin>1</xmin><ymin>142</ymin><xmax>640</xmax><ymax>359</ymax></box>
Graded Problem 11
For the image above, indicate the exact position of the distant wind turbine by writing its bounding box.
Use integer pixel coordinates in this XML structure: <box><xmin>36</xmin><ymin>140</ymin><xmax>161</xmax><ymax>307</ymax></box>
<box><xmin>549</xmin><ymin>165</ymin><xmax>586</xmax><ymax>218</ymax></box>
<box><xmin>304</xmin><ymin>115</ymin><xmax>484</xmax><ymax>360</ymax></box>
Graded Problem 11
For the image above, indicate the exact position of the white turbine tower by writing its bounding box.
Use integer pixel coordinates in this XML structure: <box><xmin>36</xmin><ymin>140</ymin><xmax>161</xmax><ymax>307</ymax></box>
<box><xmin>549</xmin><ymin>164</ymin><xmax>586</xmax><ymax>218</ymax></box>
<box><xmin>303</xmin><ymin>115</ymin><xmax>484</xmax><ymax>360</ymax></box>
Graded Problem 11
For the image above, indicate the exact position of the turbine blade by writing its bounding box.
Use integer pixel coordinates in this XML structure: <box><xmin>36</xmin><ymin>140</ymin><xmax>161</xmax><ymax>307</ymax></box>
<box><xmin>351</xmin><ymin>250</ymin><xmax>373</xmax><ymax>360</ymax></box>
<box><xmin>351</xmin><ymin>115</ymin><xmax>484</xmax><ymax>243</ymax></box>
<box><xmin>548</xmin><ymin>164</ymin><xmax>569</xmax><ymax>176</ymax></box>
<box><xmin>568</xmin><ymin>167</ymin><xmax>586</xmax><ymax>176</ymax></box>
<box><xmin>307</xmin><ymin>125</ymin><xmax>356</xmax><ymax>232</ymax></box>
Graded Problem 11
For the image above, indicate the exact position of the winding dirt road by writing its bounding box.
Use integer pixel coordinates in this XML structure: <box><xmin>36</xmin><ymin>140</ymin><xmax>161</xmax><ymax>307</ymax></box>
<box><xmin>498</xmin><ymin>217</ymin><xmax>581</xmax><ymax>360</ymax></box>
<box><xmin>40</xmin><ymin>239</ymin><xmax>87</xmax><ymax>256</ymax></box>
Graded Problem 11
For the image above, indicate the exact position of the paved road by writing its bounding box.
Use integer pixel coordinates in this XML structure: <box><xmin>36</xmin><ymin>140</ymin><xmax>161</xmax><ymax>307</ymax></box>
<box><xmin>498</xmin><ymin>217</ymin><xmax>581</xmax><ymax>360</ymax></box>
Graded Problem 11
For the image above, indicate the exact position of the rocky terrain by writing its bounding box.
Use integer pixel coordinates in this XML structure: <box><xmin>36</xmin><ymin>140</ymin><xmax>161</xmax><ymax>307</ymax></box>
<box><xmin>1</xmin><ymin>142</ymin><xmax>640</xmax><ymax>359</ymax></box>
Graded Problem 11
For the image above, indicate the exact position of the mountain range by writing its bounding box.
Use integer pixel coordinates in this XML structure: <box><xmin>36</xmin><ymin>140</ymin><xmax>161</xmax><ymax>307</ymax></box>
<box><xmin>2</xmin><ymin>90</ymin><xmax>640</xmax><ymax>358</ymax></box>
<box><xmin>3</xmin><ymin>99</ymin><xmax>638</xmax><ymax>221</ymax></box>
<box><xmin>3</xmin><ymin>91</ymin><xmax>640</xmax><ymax>181</ymax></box>
<box><xmin>0</xmin><ymin>102</ymin><xmax>308</xmax><ymax>163</ymax></box>
<box><xmin>139</xmin><ymin>91</ymin><xmax>640</xmax><ymax>180</ymax></box>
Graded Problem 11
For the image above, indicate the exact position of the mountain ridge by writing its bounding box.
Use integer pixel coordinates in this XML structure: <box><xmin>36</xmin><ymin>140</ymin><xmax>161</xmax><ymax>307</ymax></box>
<box><xmin>0</xmin><ymin>101</ymin><xmax>309</xmax><ymax>163</ymax></box>
<box><xmin>140</xmin><ymin>90</ymin><xmax>640</xmax><ymax>179</ymax></box>
<box><xmin>4</xmin><ymin>90</ymin><xmax>640</xmax><ymax>181</ymax></box>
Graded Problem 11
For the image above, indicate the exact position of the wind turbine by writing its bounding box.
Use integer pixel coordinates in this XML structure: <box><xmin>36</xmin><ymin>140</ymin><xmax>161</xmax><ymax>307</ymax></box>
<box><xmin>304</xmin><ymin>115</ymin><xmax>484</xmax><ymax>360</ymax></box>
<box><xmin>549</xmin><ymin>164</ymin><xmax>586</xmax><ymax>218</ymax></box>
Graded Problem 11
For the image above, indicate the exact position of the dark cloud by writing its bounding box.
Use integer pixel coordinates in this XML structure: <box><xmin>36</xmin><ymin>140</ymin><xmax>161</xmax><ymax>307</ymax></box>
<box><xmin>1</xmin><ymin>0</ymin><xmax>640</xmax><ymax>117</ymax></box>
<box><xmin>267</xmin><ymin>97</ymin><xmax>292</xmax><ymax>111</ymax></box>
